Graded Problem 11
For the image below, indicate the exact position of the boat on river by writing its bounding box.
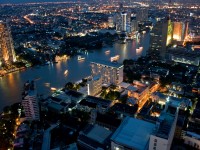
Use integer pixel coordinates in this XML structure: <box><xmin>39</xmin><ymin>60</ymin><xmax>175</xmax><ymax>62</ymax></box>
<box><xmin>64</xmin><ymin>70</ymin><xmax>68</xmax><ymax>76</ymax></box>
<box><xmin>105</xmin><ymin>50</ymin><xmax>110</xmax><ymax>54</ymax></box>
<box><xmin>78</xmin><ymin>56</ymin><xmax>85</xmax><ymax>61</ymax></box>
<box><xmin>110</xmin><ymin>55</ymin><xmax>120</xmax><ymax>62</ymax></box>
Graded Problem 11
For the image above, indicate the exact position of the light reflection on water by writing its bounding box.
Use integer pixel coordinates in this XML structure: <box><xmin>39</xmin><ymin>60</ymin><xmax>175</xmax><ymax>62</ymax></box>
<box><xmin>0</xmin><ymin>33</ymin><xmax>149</xmax><ymax>111</ymax></box>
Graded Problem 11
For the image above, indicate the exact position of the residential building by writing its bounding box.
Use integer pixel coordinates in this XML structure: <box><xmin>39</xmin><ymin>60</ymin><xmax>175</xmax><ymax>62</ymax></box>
<box><xmin>149</xmin><ymin>105</ymin><xmax>178</xmax><ymax>150</ymax></box>
<box><xmin>91</xmin><ymin>60</ymin><xmax>123</xmax><ymax>85</ymax></box>
<box><xmin>127</xmin><ymin>80</ymin><xmax>149</xmax><ymax>108</ymax></box>
<box><xmin>87</xmin><ymin>75</ymin><xmax>102</xmax><ymax>96</ymax></box>
<box><xmin>0</xmin><ymin>21</ymin><xmax>16</xmax><ymax>67</ymax></box>
<box><xmin>21</xmin><ymin>80</ymin><xmax>40</xmax><ymax>121</ymax></box>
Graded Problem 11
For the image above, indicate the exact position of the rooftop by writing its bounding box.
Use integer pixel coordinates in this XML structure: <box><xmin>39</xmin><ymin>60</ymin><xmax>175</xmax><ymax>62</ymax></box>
<box><xmin>91</xmin><ymin>60</ymin><xmax>123</xmax><ymax>68</ymax></box>
<box><xmin>111</xmin><ymin>117</ymin><xmax>156</xmax><ymax>150</ymax></box>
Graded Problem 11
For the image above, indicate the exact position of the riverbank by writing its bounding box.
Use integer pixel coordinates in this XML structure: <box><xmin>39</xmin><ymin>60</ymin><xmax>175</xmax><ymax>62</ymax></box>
<box><xmin>0</xmin><ymin>67</ymin><xmax>26</xmax><ymax>78</ymax></box>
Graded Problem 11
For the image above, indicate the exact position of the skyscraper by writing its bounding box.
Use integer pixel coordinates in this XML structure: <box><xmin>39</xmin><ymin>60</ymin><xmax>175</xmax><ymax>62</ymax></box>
<box><xmin>22</xmin><ymin>80</ymin><xmax>40</xmax><ymax>121</ymax></box>
<box><xmin>121</xmin><ymin>12</ymin><xmax>127</xmax><ymax>32</ymax></box>
<box><xmin>0</xmin><ymin>21</ymin><xmax>16</xmax><ymax>67</ymax></box>
<box><xmin>173</xmin><ymin>22</ymin><xmax>189</xmax><ymax>41</ymax></box>
<box><xmin>150</xmin><ymin>18</ymin><xmax>173</xmax><ymax>59</ymax></box>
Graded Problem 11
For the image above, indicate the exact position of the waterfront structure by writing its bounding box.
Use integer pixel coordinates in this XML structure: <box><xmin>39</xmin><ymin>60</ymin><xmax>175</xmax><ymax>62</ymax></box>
<box><xmin>87</xmin><ymin>75</ymin><xmax>102</xmax><ymax>96</ymax></box>
<box><xmin>150</xmin><ymin>18</ymin><xmax>173</xmax><ymax>59</ymax></box>
<box><xmin>90</xmin><ymin>60</ymin><xmax>123</xmax><ymax>85</ymax></box>
<box><xmin>22</xmin><ymin>81</ymin><xmax>40</xmax><ymax>121</ymax></box>
<box><xmin>0</xmin><ymin>21</ymin><xmax>16</xmax><ymax>67</ymax></box>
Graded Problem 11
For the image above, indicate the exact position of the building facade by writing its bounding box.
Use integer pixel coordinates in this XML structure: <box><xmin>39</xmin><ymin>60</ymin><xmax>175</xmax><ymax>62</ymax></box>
<box><xmin>87</xmin><ymin>75</ymin><xmax>102</xmax><ymax>96</ymax></box>
<box><xmin>0</xmin><ymin>21</ymin><xmax>16</xmax><ymax>67</ymax></box>
<box><xmin>22</xmin><ymin>81</ymin><xmax>40</xmax><ymax>121</ymax></box>
<box><xmin>91</xmin><ymin>60</ymin><xmax>123</xmax><ymax>85</ymax></box>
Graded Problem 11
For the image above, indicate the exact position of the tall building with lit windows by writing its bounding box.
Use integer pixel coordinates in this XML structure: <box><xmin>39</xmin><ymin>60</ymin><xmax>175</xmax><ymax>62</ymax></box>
<box><xmin>173</xmin><ymin>22</ymin><xmax>189</xmax><ymax>41</ymax></box>
<box><xmin>90</xmin><ymin>60</ymin><xmax>123</xmax><ymax>85</ymax></box>
<box><xmin>121</xmin><ymin>12</ymin><xmax>127</xmax><ymax>32</ymax></box>
<box><xmin>0</xmin><ymin>21</ymin><xmax>16</xmax><ymax>67</ymax></box>
<box><xmin>22</xmin><ymin>80</ymin><xmax>40</xmax><ymax>121</ymax></box>
<box><xmin>150</xmin><ymin>17</ymin><xmax>173</xmax><ymax>59</ymax></box>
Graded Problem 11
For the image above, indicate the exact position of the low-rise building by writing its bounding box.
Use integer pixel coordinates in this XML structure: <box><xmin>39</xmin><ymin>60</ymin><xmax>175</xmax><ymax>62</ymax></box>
<box><xmin>87</xmin><ymin>75</ymin><xmax>102</xmax><ymax>96</ymax></box>
<box><xmin>78</xmin><ymin>124</ymin><xmax>112</xmax><ymax>150</ymax></box>
<box><xmin>111</xmin><ymin>117</ymin><xmax>156</xmax><ymax>150</ymax></box>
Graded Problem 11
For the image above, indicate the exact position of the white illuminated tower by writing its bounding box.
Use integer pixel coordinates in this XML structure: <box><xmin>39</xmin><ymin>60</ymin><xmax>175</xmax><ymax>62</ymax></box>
<box><xmin>121</xmin><ymin>12</ymin><xmax>127</xmax><ymax>32</ymax></box>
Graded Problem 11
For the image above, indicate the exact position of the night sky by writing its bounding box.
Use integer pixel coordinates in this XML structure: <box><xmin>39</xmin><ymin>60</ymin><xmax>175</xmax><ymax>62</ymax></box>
<box><xmin>0</xmin><ymin>0</ymin><xmax>72</xmax><ymax>4</ymax></box>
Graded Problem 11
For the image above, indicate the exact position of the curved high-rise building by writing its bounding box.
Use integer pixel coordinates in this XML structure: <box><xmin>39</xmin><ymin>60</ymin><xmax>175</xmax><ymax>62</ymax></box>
<box><xmin>0</xmin><ymin>21</ymin><xmax>16</xmax><ymax>67</ymax></box>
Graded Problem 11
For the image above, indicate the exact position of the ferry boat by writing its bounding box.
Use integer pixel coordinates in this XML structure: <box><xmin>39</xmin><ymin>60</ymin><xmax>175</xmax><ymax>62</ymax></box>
<box><xmin>78</xmin><ymin>56</ymin><xmax>85</xmax><ymax>61</ymax></box>
<box><xmin>110</xmin><ymin>55</ymin><xmax>120</xmax><ymax>62</ymax></box>
<box><xmin>105</xmin><ymin>50</ymin><xmax>110</xmax><ymax>54</ymax></box>
<box><xmin>64</xmin><ymin>69</ymin><xmax>68</xmax><ymax>76</ymax></box>
<box><xmin>51</xmin><ymin>87</ymin><xmax>57</xmax><ymax>91</ymax></box>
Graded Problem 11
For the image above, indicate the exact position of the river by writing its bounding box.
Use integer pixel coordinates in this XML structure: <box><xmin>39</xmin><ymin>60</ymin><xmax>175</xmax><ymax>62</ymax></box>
<box><xmin>0</xmin><ymin>33</ymin><xmax>150</xmax><ymax>111</ymax></box>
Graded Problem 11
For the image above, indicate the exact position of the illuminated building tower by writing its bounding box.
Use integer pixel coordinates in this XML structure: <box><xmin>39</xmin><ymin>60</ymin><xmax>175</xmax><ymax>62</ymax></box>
<box><xmin>22</xmin><ymin>80</ymin><xmax>40</xmax><ymax>121</ymax></box>
<box><xmin>150</xmin><ymin>18</ymin><xmax>173</xmax><ymax>59</ymax></box>
<box><xmin>173</xmin><ymin>22</ymin><xmax>189</xmax><ymax>41</ymax></box>
<box><xmin>121</xmin><ymin>12</ymin><xmax>127</xmax><ymax>32</ymax></box>
<box><xmin>0</xmin><ymin>21</ymin><xmax>16</xmax><ymax>67</ymax></box>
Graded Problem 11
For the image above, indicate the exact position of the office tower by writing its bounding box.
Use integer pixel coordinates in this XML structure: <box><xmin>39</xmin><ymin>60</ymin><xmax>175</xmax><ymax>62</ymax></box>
<box><xmin>121</xmin><ymin>12</ymin><xmax>127</xmax><ymax>32</ymax></box>
<box><xmin>90</xmin><ymin>60</ymin><xmax>123</xmax><ymax>85</ymax></box>
<box><xmin>88</xmin><ymin>75</ymin><xmax>102</xmax><ymax>96</ymax></box>
<box><xmin>173</xmin><ymin>22</ymin><xmax>189</xmax><ymax>41</ymax></box>
<box><xmin>22</xmin><ymin>80</ymin><xmax>40</xmax><ymax>121</ymax></box>
<box><xmin>131</xmin><ymin>20</ymin><xmax>138</xmax><ymax>32</ymax></box>
<box><xmin>0</xmin><ymin>21</ymin><xmax>16</xmax><ymax>67</ymax></box>
<box><xmin>108</xmin><ymin>16</ymin><xmax>114</xmax><ymax>28</ymax></box>
<box><xmin>150</xmin><ymin>18</ymin><xmax>173</xmax><ymax>59</ymax></box>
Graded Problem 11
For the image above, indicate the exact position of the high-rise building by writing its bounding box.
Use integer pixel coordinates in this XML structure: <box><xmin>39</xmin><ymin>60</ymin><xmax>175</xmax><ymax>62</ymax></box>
<box><xmin>0</xmin><ymin>21</ymin><xmax>16</xmax><ymax>67</ymax></box>
<box><xmin>22</xmin><ymin>80</ymin><xmax>40</xmax><ymax>121</ymax></box>
<box><xmin>150</xmin><ymin>18</ymin><xmax>173</xmax><ymax>59</ymax></box>
<box><xmin>91</xmin><ymin>60</ymin><xmax>123</xmax><ymax>85</ymax></box>
<box><xmin>173</xmin><ymin>22</ymin><xmax>189</xmax><ymax>41</ymax></box>
<box><xmin>121</xmin><ymin>12</ymin><xmax>127</xmax><ymax>32</ymax></box>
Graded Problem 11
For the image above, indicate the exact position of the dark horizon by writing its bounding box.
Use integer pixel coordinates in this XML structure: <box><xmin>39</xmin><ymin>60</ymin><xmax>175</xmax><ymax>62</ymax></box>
<box><xmin>0</xmin><ymin>0</ymin><xmax>75</xmax><ymax>4</ymax></box>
